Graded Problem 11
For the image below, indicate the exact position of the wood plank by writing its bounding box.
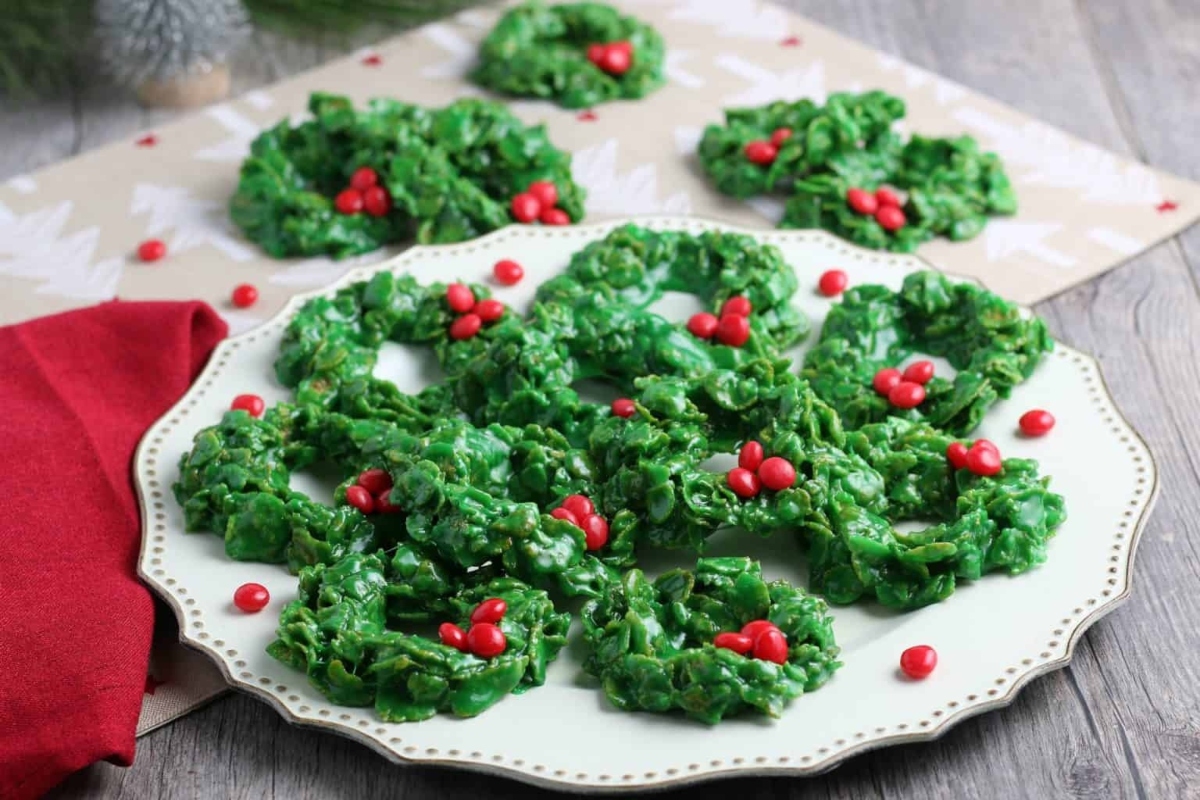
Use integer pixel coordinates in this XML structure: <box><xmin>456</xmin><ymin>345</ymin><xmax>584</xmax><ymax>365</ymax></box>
<box><xmin>31</xmin><ymin>0</ymin><xmax>1200</xmax><ymax>797</ymax></box>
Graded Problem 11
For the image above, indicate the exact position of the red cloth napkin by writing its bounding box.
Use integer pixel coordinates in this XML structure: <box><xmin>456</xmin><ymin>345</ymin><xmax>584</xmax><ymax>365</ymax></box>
<box><xmin>0</xmin><ymin>301</ymin><xmax>227</xmax><ymax>799</ymax></box>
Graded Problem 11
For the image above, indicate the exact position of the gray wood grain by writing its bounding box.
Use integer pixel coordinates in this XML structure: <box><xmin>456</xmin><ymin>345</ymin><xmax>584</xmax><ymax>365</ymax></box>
<box><xmin>9</xmin><ymin>0</ymin><xmax>1199</xmax><ymax>797</ymax></box>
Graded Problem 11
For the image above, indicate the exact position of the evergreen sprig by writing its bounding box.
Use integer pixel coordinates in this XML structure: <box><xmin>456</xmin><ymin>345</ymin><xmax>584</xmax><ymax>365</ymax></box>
<box><xmin>0</xmin><ymin>0</ymin><xmax>484</xmax><ymax>99</ymax></box>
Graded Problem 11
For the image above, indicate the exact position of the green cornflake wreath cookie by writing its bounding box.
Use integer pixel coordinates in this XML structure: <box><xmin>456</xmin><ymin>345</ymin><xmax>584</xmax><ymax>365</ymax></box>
<box><xmin>802</xmin><ymin>271</ymin><xmax>1053</xmax><ymax>435</ymax></box>
<box><xmin>174</xmin><ymin>225</ymin><xmax>1066</xmax><ymax>723</ymax></box>
<box><xmin>230</xmin><ymin>92</ymin><xmax>586</xmax><ymax>259</ymax></box>
<box><xmin>471</xmin><ymin>2</ymin><xmax>666</xmax><ymax>109</ymax></box>
<box><xmin>268</xmin><ymin>562</ymin><xmax>570</xmax><ymax>721</ymax></box>
<box><xmin>581</xmin><ymin>558</ymin><xmax>840</xmax><ymax>724</ymax></box>
<box><xmin>697</xmin><ymin>91</ymin><xmax>1017</xmax><ymax>252</ymax></box>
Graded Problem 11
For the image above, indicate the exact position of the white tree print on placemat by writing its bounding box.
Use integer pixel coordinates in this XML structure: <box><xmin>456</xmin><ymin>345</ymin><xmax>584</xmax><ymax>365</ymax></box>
<box><xmin>984</xmin><ymin>220</ymin><xmax>1077</xmax><ymax>268</ymax></box>
<box><xmin>421</xmin><ymin>23</ymin><xmax>478</xmax><ymax>80</ymax></box>
<box><xmin>573</xmin><ymin>139</ymin><xmax>691</xmax><ymax>215</ymax></box>
<box><xmin>1086</xmin><ymin>227</ymin><xmax>1145</xmax><ymax>255</ymax></box>
<box><xmin>6</xmin><ymin>175</ymin><xmax>37</xmax><ymax>194</ymax></box>
<box><xmin>666</xmin><ymin>51</ymin><xmax>705</xmax><ymax>89</ymax></box>
<box><xmin>953</xmin><ymin>107</ymin><xmax>1164</xmax><ymax>205</ymax></box>
<box><xmin>194</xmin><ymin>104</ymin><xmax>262</xmax><ymax>163</ymax></box>
<box><xmin>659</xmin><ymin>0</ymin><xmax>790</xmax><ymax>41</ymax></box>
<box><xmin>219</xmin><ymin>308</ymin><xmax>267</xmax><ymax>336</ymax></box>
<box><xmin>0</xmin><ymin>201</ymin><xmax>123</xmax><ymax>300</ymax></box>
<box><xmin>876</xmin><ymin>54</ymin><xmax>966</xmax><ymax>106</ymax></box>
<box><xmin>715</xmin><ymin>54</ymin><xmax>825</xmax><ymax>106</ymax></box>
<box><xmin>269</xmin><ymin>250</ymin><xmax>391</xmax><ymax>288</ymax></box>
<box><xmin>131</xmin><ymin>184</ymin><xmax>254</xmax><ymax>262</ymax></box>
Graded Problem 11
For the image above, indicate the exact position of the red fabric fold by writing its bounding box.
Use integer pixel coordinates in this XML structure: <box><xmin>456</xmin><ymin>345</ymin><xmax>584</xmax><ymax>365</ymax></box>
<box><xmin>0</xmin><ymin>301</ymin><xmax>227</xmax><ymax>799</ymax></box>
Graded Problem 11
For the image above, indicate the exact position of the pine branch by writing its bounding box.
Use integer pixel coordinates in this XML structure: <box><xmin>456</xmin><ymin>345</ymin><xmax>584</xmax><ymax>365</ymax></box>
<box><xmin>0</xmin><ymin>0</ymin><xmax>93</xmax><ymax>99</ymax></box>
<box><xmin>243</xmin><ymin>0</ymin><xmax>490</xmax><ymax>36</ymax></box>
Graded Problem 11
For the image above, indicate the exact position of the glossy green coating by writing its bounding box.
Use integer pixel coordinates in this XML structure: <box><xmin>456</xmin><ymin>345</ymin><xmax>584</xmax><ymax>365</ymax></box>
<box><xmin>268</xmin><ymin>559</ymin><xmax>571</xmax><ymax>719</ymax></box>
<box><xmin>802</xmin><ymin>271</ymin><xmax>1054</xmax><ymax>435</ymax></box>
<box><xmin>472</xmin><ymin>2</ymin><xmax>666</xmax><ymax>109</ymax></box>
<box><xmin>697</xmin><ymin>91</ymin><xmax>1017</xmax><ymax>251</ymax></box>
<box><xmin>174</xmin><ymin>225</ymin><xmax>1066</xmax><ymax>723</ymax></box>
<box><xmin>581</xmin><ymin>558</ymin><xmax>840</xmax><ymax>724</ymax></box>
<box><xmin>230</xmin><ymin>92</ymin><xmax>586</xmax><ymax>259</ymax></box>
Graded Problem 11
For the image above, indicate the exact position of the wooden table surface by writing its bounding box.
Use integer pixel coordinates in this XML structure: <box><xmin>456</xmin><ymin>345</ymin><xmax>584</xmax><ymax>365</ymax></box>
<box><xmin>8</xmin><ymin>1</ymin><xmax>1198</xmax><ymax>798</ymax></box>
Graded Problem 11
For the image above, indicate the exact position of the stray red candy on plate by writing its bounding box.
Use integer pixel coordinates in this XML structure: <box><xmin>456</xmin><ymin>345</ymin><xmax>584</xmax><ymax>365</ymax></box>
<box><xmin>899</xmin><ymin>644</ymin><xmax>937</xmax><ymax>679</ymax></box>
<box><xmin>1019</xmin><ymin>409</ymin><xmax>1055</xmax><ymax>436</ymax></box>
<box><xmin>233</xmin><ymin>583</ymin><xmax>270</xmax><ymax>613</ymax></box>
<box><xmin>137</xmin><ymin>239</ymin><xmax>167</xmax><ymax>263</ymax></box>
<box><xmin>231</xmin><ymin>284</ymin><xmax>258</xmax><ymax>309</ymax></box>
<box><xmin>493</xmin><ymin>259</ymin><xmax>524</xmax><ymax>285</ymax></box>
<box><xmin>230</xmin><ymin>394</ymin><xmax>265</xmax><ymax>418</ymax></box>
<box><xmin>818</xmin><ymin>269</ymin><xmax>848</xmax><ymax>296</ymax></box>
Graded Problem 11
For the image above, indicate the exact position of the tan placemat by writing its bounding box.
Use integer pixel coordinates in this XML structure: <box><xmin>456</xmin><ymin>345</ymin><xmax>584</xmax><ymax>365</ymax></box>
<box><xmin>1</xmin><ymin>0</ymin><xmax>1194</xmax><ymax>736</ymax></box>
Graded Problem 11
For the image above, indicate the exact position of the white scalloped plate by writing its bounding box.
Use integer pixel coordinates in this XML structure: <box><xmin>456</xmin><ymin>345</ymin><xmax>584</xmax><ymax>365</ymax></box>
<box><xmin>136</xmin><ymin>217</ymin><xmax>1157</xmax><ymax>792</ymax></box>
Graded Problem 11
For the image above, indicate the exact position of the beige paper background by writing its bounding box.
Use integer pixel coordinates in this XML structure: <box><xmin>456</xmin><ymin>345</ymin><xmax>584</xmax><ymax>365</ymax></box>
<box><xmin>0</xmin><ymin>0</ymin><xmax>1195</xmax><ymax>734</ymax></box>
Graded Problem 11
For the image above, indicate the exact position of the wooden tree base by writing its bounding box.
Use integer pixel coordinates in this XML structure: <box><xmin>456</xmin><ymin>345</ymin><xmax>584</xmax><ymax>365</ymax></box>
<box><xmin>136</xmin><ymin>63</ymin><xmax>231</xmax><ymax>109</ymax></box>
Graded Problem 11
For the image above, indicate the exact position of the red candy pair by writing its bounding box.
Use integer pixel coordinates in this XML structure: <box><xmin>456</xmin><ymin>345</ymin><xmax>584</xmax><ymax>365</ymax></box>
<box><xmin>727</xmin><ymin>441</ymin><xmax>796</xmax><ymax>499</ymax></box>
<box><xmin>334</xmin><ymin>166</ymin><xmax>392</xmax><ymax>217</ymax></box>
<box><xmin>345</xmin><ymin>468</ymin><xmax>400</xmax><ymax>515</ymax></box>
<box><xmin>511</xmin><ymin>181</ymin><xmax>571</xmax><ymax>226</ymax></box>
<box><xmin>549</xmin><ymin>494</ymin><xmax>609</xmax><ymax>551</ymax></box>
<box><xmin>439</xmin><ymin>598</ymin><xmax>508</xmax><ymax>658</ymax></box>
<box><xmin>743</xmin><ymin>127</ymin><xmax>792</xmax><ymax>166</ymax></box>
<box><xmin>713</xmin><ymin>618</ymin><xmax>788</xmax><ymax>664</ymax></box>
<box><xmin>586</xmin><ymin>39</ymin><xmax>634</xmax><ymax>75</ymax></box>
<box><xmin>872</xmin><ymin>360</ymin><xmax>935</xmax><ymax>409</ymax></box>
<box><xmin>846</xmin><ymin>185</ymin><xmax>906</xmax><ymax>231</ymax></box>
<box><xmin>687</xmin><ymin>295</ymin><xmax>752</xmax><ymax>348</ymax></box>
<box><xmin>445</xmin><ymin>283</ymin><xmax>506</xmax><ymax>341</ymax></box>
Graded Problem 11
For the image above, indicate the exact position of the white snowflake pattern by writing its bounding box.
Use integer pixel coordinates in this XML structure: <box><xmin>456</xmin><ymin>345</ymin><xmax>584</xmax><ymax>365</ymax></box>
<box><xmin>421</xmin><ymin>23</ymin><xmax>478</xmax><ymax>80</ymax></box>
<box><xmin>984</xmin><ymin>220</ymin><xmax>1076</xmax><ymax>269</ymax></box>
<box><xmin>573</xmin><ymin>139</ymin><xmax>691</xmax><ymax>215</ymax></box>
<box><xmin>661</xmin><ymin>0</ymin><xmax>790</xmax><ymax>41</ymax></box>
<box><xmin>953</xmin><ymin>107</ymin><xmax>1164</xmax><ymax>205</ymax></box>
<box><xmin>6</xmin><ymin>175</ymin><xmax>37</xmax><ymax>194</ymax></box>
<box><xmin>745</xmin><ymin>196</ymin><xmax>786</xmax><ymax>225</ymax></box>
<box><xmin>666</xmin><ymin>51</ymin><xmax>704</xmax><ymax>89</ymax></box>
<box><xmin>674</xmin><ymin>126</ymin><xmax>704</xmax><ymax>156</ymax></box>
<box><xmin>0</xmin><ymin>200</ymin><xmax>122</xmax><ymax>300</ymax></box>
<box><xmin>243</xmin><ymin>90</ymin><xmax>274</xmax><ymax>110</ymax></box>
<box><xmin>269</xmin><ymin>250</ymin><xmax>390</xmax><ymax>288</ymax></box>
<box><xmin>131</xmin><ymin>184</ymin><xmax>254</xmax><ymax>262</ymax></box>
<box><xmin>876</xmin><ymin>54</ymin><xmax>966</xmax><ymax>106</ymax></box>
<box><xmin>194</xmin><ymin>104</ymin><xmax>262</xmax><ymax>163</ymax></box>
<box><xmin>715</xmin><ymin>54</ymin><xmax>825</xmax><ymax>106</ymax></box>
<box><xmin>220</xmin><ymin>309</ymin><xmax>267</xmax><ymax>336</ymax></box>
<box><xmin>1086</xmin><ymin>227</ymin><xmax>1144</xmax><ymax>255</ymax></box>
